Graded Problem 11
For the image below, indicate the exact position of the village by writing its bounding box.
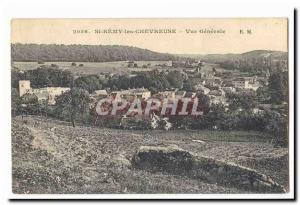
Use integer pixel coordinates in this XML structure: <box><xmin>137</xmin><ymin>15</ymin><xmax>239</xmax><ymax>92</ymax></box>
<box><xmin>14</xmin><ymin>58</ymin><xmax>279</xmax><ymax>131</ymax></box>
<box><xmin>18</xmin><ymin>60</ymin><xmax>267</xmax><ymax>111</ymax></box>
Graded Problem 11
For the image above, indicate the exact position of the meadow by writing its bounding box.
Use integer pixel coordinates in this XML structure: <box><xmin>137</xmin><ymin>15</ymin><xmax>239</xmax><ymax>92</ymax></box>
<box><xmin>12</xmin><ymin>61</ymin><xmax>171</xmax><ymax>75</ymax></box>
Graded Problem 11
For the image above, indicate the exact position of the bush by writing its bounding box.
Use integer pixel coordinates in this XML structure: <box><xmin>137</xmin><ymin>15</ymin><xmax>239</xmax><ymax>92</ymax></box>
<box><xmin>51</xmin><ymin>64</ymin><xmax>59</xmax><ymax>68</ymax></box>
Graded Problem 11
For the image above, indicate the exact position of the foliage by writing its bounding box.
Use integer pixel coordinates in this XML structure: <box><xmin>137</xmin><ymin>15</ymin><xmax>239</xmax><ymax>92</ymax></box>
<box><xmin>54</xmin><ymin>88</ymin><xmax>90</xmax><ymax>127</ymax></box>
<box><xmin>196</xmin><ymin>92</ymin><xmax>210</xmax><ymax>115</ymax></box>
<box><xmin>12</xmin><ymin>43</ymin><xmax>178</xmax><ymax>62</ymax></box>
<box><xmin>256</xmin><ymin>86</ymin><xmax>270</xmax><ymax>103</ymax></box>
<box><xmin>268</xmin><ymin>71</ymin><xmax>288</xmax><ymax>104</ymax></box>
<box><xmin>227</xmin><ymin>91</ymin><xmax>257</xmax><ymax>110</ymax></box>
<box><xmin>11</xmin><ymin>66</ymin><xmax>73</xmax><ymax>88</ymax></box>
<box><xmin>166</xmin><ymin>71</ymin><xmax>184</xmax><ymax>88</ymax></box>
<box><xmin>183</xmin><ymin>80</ymin><xmax>196</xmax><ymax>92</ymax></box>
<box><xmin>263</xmin><ymin>109</ymin><xmax>288</xmax><ymax>147</ymax></box>
<box><xmin>74</xmin><ymin>75</ymin><xmax>104</xmax><ymax>93</ymax></box>
<box><xmin>11</xmin><ymin>88</ymin><xmax>21</xmax><ymax>116</ymax></box>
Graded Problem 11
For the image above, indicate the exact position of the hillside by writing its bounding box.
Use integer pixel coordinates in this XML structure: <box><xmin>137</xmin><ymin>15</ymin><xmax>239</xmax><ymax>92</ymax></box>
<box><xmin>240</xmin><ymin>50</ymin><xmax>288</xmax><ymax>60</ymax></box>
<box><xmin>199</xmin><ymin>50</ymin><xmax>288</xmax><ymax>62</ymax></box>
<box><xmin>12</xmin><ymin>115</ymin><xmax>288</xmax><ymax>194</ymax></box>
<box><xmin>11</xmin><ymin>44</ymin><xmax>179</xmax><ymax>62</ymax></box>
<box><xmin>175</xmin><ymin>50</ymin><xmax>287</xmax><ymax>63</ymax></box>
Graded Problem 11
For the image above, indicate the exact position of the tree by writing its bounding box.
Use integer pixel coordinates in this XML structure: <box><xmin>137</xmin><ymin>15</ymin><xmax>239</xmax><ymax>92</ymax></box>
<box><xmin>15</xmin><ymin>67</ymin><xmax>74</xmax><ymax>88</ymax></box>
<box><xmin>196</xmin><ymin>92</ymin><xmax>210</xmax><ymax>115</ymax></box>
<box><xmin>55</xmin><ymin>88</ymin><xmax>90</xmax><ymax>127</ymax></box>
<box><xmin>183</xmin><ymin>80</ymin><xmax>196</xmax><ymax>92</ymax></box>
<box><xmin>166</xmin><ymin>71</ymin><xmax>184</xmax><ymax>88</ymax></box>
<box><xmin>268</xmin><ymin>71</ymin><xmax>288</xmax><ymax>104</ymax></box>
<box><xmin>227</xmin><ymin>91</ymin><xmax>257</xmax><ymax>111</ymax></box>
<box><xmin>256</xmin><ymin>86</ymin><xmax>270</xmax><ymax>103</ymax></box>
<box><xmin>206</xmin><ymin>103</ymin><xmax>227</xmax><ymax>129</ymax></box>
<box><xmin>74</xmin><ymin>75</ymin><xmax>103</xmax><ymax>93</ymax></box>
<box><xmin>19</xmin><ymin>93</ymin><xmax>40</xmax><ymax>116</ymax></box>
<box><xmin>11</xmin><ymin>88</ymin><xmax>21</xmax><ymax>117</ymax></box>
<box><xmin>11</xmin><ymin>44</ymin><xmax>178</xmax><ymax>62</ymax></box>
<box><xmin>263</xmin><ymin>109</ymin><xmax>288</xmax><ymax>147</ymax></box>
<box><xmin>11</xmin><ymin>70</ymin><xmax>25</xmax><ymax>88</ymax></box>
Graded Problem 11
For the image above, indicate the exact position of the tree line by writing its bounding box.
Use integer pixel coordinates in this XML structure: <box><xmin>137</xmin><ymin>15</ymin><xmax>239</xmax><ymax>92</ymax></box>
<box><xmin>11</xmin><ymin>43</ymin><xmax>179</xmax><ymax>62</ymax></box>
<box><xmin>12</xmin><ymin>66</ymin><xmax>187</xmax><ymax>94</ymax></box>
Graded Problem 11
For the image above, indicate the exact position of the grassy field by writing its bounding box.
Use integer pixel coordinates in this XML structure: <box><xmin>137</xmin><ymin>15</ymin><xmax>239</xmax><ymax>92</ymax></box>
<box><xmin>12</xmin><ymin>115</ymin><xmax>289</xmax><ymax>194</ymax></box>
<box><xmin>12</xmin><ymin>61</ymin><xmax>226</xmax><ymax>76</ymax></box>
<box><xmin>12</xmin><ymin>61</ymin><xmax>171</xmax><ymax>75</ymax></box>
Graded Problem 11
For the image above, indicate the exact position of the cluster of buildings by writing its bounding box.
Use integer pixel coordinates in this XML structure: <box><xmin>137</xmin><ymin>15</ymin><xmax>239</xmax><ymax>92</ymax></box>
<box><xmin>19</xmin><ymin>80</ymin><xmax>70</xmax><ymax>105</ymax></box>
<box><xmin>173</xmin><ymin>62</ymin><xmax>265</xmax><ymax>105</ymax></box>
<box><xmin>18</xmin><ymin>60</ymin><xmax>267</xmax><ymax>110</ymax></box>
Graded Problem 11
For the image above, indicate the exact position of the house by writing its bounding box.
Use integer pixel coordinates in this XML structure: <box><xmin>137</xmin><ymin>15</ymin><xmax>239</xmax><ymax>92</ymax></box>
<box><xmin>222</xmin><ymin>86</ymin><xmax>236</xmax><ymax>94</ymax></box>
<box><xmin>209</xmin><ymin>96</ymin><xmax>228</xmax><ymax>105</ymax></box>
<box><xmin>166</xmin><ymin>61</ymin><xmax>173</xmax><ymax>67</ymax></box>
<box><xmin>172</xmin><ymin>61</ymin><xmax>193</xmax><ymax>68</ymax></box>
<box><xmin>156</xmin><ymin>91</ymin><xmax>176</xmax><ymax>99</ymax></box>
<box><xmin>199</xmin><ymin>86</ymin><xmax>210</xmax><ymax>95</ymax></box>
<box><xmin>232</xmin><ymin>78</ymin><xmax>249</xmax><ymax>89</ymax></box>
<box><xmin>247</xmin><ymin>83</ymin><xmax>260</xmax><ymax>91</ymax></box>
<box><xmin>90</xmin><ymin>89</ymin><xmax>109</xmax><ymax>106</ymax></box>
<box><xmin>202</xmin><ymin>77</ymin><xmax>222</xmax><ymax>87</ymax></box>
<box><xmin>35</xmin><ymin>92</ymin><xmax>49</xmax><ymax>102</ymax></box>
<box><xmin>19</xmin><ymin>80</ymin><xmax>70</xmax><ymax>105</ymax></box>
<box><xmin>19</xmin><ymin>80</ymin><xmax>31</xmax><ymax>97</ymax></box>
<box><xmin>232</xmin><ymin>77</ymin><xmax>260</xmax><ymax>91</ymax></box>
<box><xmin>93</xmin><ymin>89</ymin><xmax>108</xmax><ymax>97</ymax></box>
<box><xmin>209</xmin><ymin>90</ymin><xmax>224</xmax><ymax>97</ymax></box>
<box><xmin>110</xmin><ymin>88</ymin><xmax>151</xmax><ymax>100</ymax></box>
<box><xmin>194</xmin><ymin>84</ymin><xmax>210</xmax><ymax>95</ymax></box>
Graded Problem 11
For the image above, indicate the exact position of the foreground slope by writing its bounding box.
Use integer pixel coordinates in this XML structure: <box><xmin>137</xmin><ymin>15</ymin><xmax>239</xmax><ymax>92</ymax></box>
<box><xmin>12</xmin><ymin>116</ymin><xmax>288</xmax><ymax>194</ymax></box>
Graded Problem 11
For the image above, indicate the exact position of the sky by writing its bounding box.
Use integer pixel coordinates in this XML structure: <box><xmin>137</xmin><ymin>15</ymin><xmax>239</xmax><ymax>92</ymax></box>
<box><xmin>11</xmin><ymin>18</ymin><xmax>288</xmax><ymax>54</ymax></box>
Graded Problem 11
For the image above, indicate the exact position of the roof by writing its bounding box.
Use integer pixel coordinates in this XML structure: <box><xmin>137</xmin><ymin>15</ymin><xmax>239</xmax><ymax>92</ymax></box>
<box><xmin>233</xmin><ymin>77</ymin><xmax>246</xmax><ymax>81</ymax></box>
<box><xmin>175</xmin><ymin>90</ymin><xmax>186</xmax><ymax>96</ymax></box>
<box><xmin>130</xmin><ymin>88</ymin><xmax>150</xmax><ymax>94</ymax></box>
<box><xmin>94</xmin><ymin>90</ymin><xmax>108</xmax><ymax>95</ymax></box>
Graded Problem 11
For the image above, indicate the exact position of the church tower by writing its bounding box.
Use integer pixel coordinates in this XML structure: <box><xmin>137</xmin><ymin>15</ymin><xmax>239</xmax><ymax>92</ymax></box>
<box><xmin>19</xmin><ymin>80</ymin><xmax>31</xmax><ymax>97</ymax></box>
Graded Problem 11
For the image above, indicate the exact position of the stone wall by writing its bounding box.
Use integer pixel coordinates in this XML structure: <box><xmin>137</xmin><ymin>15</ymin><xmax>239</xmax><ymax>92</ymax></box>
<box><xmin>131</xmin><ymin>145</ymin><xmax>286</xmax><ymax>193</ymax></box>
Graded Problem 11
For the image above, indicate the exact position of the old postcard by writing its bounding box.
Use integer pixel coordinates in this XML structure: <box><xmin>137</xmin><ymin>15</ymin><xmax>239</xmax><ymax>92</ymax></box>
<box><xmin>10</xmin><ymin>18</ymin><xmax>293</xmax><ymax>199</ymax></box>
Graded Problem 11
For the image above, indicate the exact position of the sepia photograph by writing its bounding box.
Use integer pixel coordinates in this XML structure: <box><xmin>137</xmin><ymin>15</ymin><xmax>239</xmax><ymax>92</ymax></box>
<box><xmin>9</xmin><ymin>17</ymin><xmax>294</xmax><ymax>199</ymax></box>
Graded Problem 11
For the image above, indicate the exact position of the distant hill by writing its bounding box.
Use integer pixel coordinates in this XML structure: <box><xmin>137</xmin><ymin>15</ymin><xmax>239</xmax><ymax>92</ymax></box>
<box><xmin>240</xmin><ymin>50</ymin><xmax>287</xmax><ymax>60</ymax></box>
<box><xmin>198</xmin><ymin>50</ymin><xmax>287</xmax><ymax>62</ymax></box>
<box><xmin>193</xmin><ymin>50</ymin><xmax>288</xmax><ymax>73</ymax></box>
<box><xmin>11</xmin><ymin>44</ymin><xmax>179</xmax><ymax>62</ymax></box>
<box><xmin>176</xmin><ymin>50</ymin><xmax>287</xmax><ymax>62</ymax></box>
